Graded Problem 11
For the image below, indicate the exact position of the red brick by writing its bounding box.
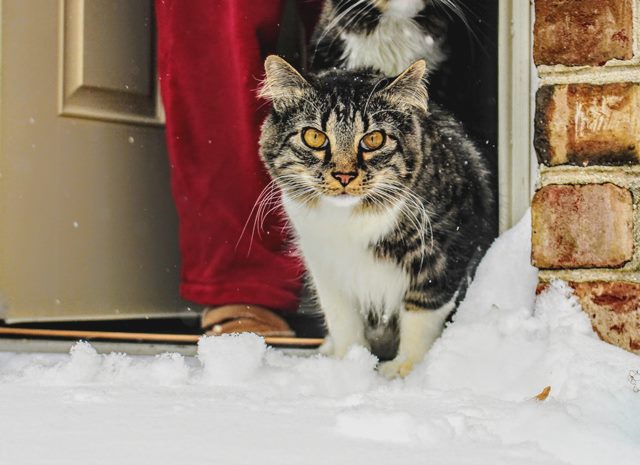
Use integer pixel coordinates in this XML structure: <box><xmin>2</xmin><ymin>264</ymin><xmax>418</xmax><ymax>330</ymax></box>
<box><xmin>534</xmin><ymin>0</ymin><xmax>633</xmax><ymax>66</ymax></box>
<box><xmin>571</xmin><ymin>281</ymin><xmax>640</xmax><ymax>354</ymax></box>
<box><xmin>531</xmin><ymin>184</ymin><xmax>634</xmax><ymax>269</ymax></box>
<box><xmin>535</xmin><ymin>84</ymin><xmax>640</xmax><ymax>166</ymax></box>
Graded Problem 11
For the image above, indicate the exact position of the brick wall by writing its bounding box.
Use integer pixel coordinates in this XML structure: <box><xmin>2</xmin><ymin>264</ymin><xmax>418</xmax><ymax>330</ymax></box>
<box><xmin>533</xmin><ymin>0</ymin><xmax>640</xmax><ymax>354</ymax></box>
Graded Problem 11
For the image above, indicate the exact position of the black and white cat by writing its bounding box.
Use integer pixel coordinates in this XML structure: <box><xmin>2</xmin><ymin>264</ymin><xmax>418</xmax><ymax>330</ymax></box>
<box><xmin>310</xmin><ymin>0</ymin><xmax>458</xmax><ymax>76</ymax></box>
<box><xmin>259</xmin><ymin>56</ymin><xmax>493</xmax><ymax>378</ymax></box>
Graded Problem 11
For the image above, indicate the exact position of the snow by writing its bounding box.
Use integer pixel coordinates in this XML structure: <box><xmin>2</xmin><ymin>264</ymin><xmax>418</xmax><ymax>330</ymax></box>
<box><xmin>1</xmin><ymin>212</ymin><xmax>639</xmax><ymax>465</ymax></box>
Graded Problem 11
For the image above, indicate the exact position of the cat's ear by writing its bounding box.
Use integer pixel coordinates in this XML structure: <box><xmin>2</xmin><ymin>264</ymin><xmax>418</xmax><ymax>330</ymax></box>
<box><xmin>380</xmin><ymin>60</ymin><xmax>429</xmax><ymax>114</ymax></box>
<box><xmin>260</xmin><ymin>55</ymin><xmax>312</xmax><ymax>112</ymax></box>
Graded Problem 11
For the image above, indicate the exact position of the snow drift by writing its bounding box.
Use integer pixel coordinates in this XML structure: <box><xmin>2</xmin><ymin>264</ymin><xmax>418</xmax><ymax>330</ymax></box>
<box><xmin>0</xmin><ymin>212</ymin><xmax>638</xmax><ymax>465</ymax></box>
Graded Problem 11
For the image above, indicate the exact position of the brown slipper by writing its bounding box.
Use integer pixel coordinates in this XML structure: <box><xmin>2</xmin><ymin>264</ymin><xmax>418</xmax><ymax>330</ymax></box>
<box><xmin>201</xmin><ymin>305</ymin><xmax>295</xmax><ymax>337</ymax></box>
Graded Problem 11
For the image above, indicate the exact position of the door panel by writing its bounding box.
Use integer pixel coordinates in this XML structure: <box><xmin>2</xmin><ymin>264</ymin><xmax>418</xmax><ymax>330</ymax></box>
<box><xmin>0</xmin><ymin>0</ymin><xmax>189</xmax><ymax>322</ymax></box>
<box><xmin>61</xmin><ymin>0</ymin><xmax>163</xmax><ymax>124</ymax></box>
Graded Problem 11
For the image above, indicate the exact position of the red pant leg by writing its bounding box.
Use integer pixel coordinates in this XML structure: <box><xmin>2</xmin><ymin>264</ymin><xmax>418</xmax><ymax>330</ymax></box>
<box><xmin>155</xmin><ymin>0</ymin><xmax>304</xmax><ymax>312</ymax></box>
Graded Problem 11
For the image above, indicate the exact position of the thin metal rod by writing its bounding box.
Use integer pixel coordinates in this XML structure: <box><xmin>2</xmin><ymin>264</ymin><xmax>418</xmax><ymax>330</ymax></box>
<box><xmin>0</xmin><ymin>327</ymin><xmax>324</xmax><ymax>347</ymax></box>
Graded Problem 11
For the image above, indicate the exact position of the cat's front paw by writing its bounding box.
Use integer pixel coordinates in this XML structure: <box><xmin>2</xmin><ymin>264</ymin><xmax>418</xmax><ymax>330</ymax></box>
<box><xmin>378</xmin><ymin>357</ymin><xmax>417</xmax><ymax>379</ymax></box>
<box><xmin>318</xmin><ymin>336</ymin><xmax>334</xmax><ymax>356</ymax></box>
<box><xmin>318</xmin><ymin>336</ymin><xmax>370</xmax><ymax>359</ymax></box>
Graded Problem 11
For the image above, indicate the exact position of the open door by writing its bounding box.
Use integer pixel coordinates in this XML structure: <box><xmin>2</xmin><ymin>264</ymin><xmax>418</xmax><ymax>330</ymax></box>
<box><xmin>0</xmin><ymin>0</ymin><xmax>190</xmax><ymax>322</ymax></box>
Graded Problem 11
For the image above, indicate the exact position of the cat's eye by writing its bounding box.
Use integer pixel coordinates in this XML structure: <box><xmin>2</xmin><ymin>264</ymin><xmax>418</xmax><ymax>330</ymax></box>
<box><xmin>301</xmin><ymin>128</ymin><xmax>328</xmax><ymax>149</ymax></box>
<box><xmin>360</xmin><ymin>131</ymin><xmax>385</xmax><ymax>151</ymax></box>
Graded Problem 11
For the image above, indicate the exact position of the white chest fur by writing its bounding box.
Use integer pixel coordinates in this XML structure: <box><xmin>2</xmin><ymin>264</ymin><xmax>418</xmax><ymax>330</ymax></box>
<box><xmin>341</xmin><ymin>13</ymin><xmax>445</xmax><ymax>76</ymax></box>
<box><xmin>283</xmin><ymin>196</ymin><xmax>410</xmax><ymax>317</ymax></box>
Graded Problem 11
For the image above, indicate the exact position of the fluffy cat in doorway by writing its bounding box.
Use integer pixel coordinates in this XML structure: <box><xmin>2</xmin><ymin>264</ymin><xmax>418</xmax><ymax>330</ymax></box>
<box><xmin>310</xmin><ymin>0</ymin><xmax>466</xmax><ymax>76</ymax></box>
<box><xmin>259</xmin><ymin>56</ymin><xmax>493</xmax><ymax>378</ymax></box>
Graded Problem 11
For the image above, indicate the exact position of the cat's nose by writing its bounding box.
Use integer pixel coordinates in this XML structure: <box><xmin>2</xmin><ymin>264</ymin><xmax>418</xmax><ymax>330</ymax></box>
<box><xmin>332</xmin><ymin>172</ymin><xmax>357</xmax><ymax>187</ymax></box>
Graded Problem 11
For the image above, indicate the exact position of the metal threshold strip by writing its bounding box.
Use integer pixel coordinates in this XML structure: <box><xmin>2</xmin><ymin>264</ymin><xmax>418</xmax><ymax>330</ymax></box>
<box><xmin>0</xmin><ymin>327</ymin><xmax>324</xmax><ymax>348</ymax></box>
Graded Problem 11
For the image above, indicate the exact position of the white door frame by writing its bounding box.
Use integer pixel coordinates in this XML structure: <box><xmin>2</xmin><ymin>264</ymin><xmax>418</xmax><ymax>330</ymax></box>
<box><xmin>498</xmin><ymin>0</ymin><xmax>535</xmax><ymax>231</ymax></box>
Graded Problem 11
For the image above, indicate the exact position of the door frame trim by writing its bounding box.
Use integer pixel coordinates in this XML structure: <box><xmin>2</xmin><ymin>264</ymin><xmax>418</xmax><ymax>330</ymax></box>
<box><xmin>498</xmin><ymin>0</ymin><xmax>535</xmax><ymax>231</ymax></box>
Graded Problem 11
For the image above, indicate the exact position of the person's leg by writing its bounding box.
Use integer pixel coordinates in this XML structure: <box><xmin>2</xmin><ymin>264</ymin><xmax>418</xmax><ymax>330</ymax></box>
<box><xmin>155</xmin><ymin>0</ymin><xmax>304</xmax><ymax>318</ymax></box>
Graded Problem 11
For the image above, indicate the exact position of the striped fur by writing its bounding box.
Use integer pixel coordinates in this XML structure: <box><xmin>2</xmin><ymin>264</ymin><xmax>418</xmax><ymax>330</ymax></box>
<box><xmin>259</xmin><ymin>57</ymin><xmax>493</xmax><ymax>377</ymax></box>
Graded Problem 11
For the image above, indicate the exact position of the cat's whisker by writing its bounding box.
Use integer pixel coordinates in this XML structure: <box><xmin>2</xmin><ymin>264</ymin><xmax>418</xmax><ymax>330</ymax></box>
<box><xmin>367</xmin><ymin>108</ymin><xmax>415</xmax><ymax>119</ymax></box>
<box><xmin>433</xmin><ymin>0</ymin><xmax>468</xmax><ymax>25</ymax></box>
<box><xmin>396</xmin><ymin>186</ymin><xmax>436</xmax><ymax>255</ymax></box>
<box><xmin>312</xmin><ymin>0</ymin><xmax>369</xmax><ymax>63</ymax></box>
<box><xmin>235</xmin><ymin>179</ymin><xmax>281</xmax><ymax>253</ymax></box>
<box><xmin>334</xmin><ymin>0</ymin><xmax>374</xmax><ymax>36</ymax></box>
<box><xmin>432</xmin><ymin>0</ymin><xmax>487</xmax><ymax>52</ymax></box>
<box><xmin>247</xmin><ymin>183</ymin><xmax>284</xmax><ymax>256</ymax></box>
<box><xmin>239</xmin><ymin>173</ymin><xmax>313</xmax><ymax>256</ymax></box>
<box><xmin>324</xmin><ymin>1</ymin><xmax>378</xmax><ymax>57</ymax></box>
<box><xmin>322</xmin><ymin>0</ymin><xmax>368</xmax><ymax>37</ymax></box>
<box><xmin>368</xmin><ymin>186</ymin><xmax>428</xmax><ymax>263</ymax></box>
<box><xmin>277</xmin><ymin>175</ymin><xmax>321</xmax><ymax>205</ymax></box>
<box><xmin>254</xmin><ymin>188</ymin><xmax>281</xmax><ymax>236</ymax></box>
<box><xmin>248</xmin><ymin>186</ymin><xmax>320</xmax><ymax>257</ymax></box>
<box><xmin>392</xmin><ymin>194</ymin><xmax>429</xmax><ymax>254</ymax></box>
<box><xmin>364</xmin><ymin>77</ymin><xmax>389</xmax><ymax>115</ymax></box>
<box><xmin>372</xmin><ymin>181</ymin><xmax>435</xmax><ymax>262</ymax></box>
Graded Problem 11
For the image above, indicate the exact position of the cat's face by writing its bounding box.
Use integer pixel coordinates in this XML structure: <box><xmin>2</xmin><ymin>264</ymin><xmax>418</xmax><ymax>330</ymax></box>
<box><xmin>259</xmin><ymin>56</ymin><xmax>428</xmax><ymax>209</ymax></box>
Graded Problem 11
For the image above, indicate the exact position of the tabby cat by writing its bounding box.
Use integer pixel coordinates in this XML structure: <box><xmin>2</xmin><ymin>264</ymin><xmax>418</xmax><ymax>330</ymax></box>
<box><xmin>310</xmin><ymin>0</ymin><xmax>457</xmax><ymax>76</ymax></box>
<box><xmin>259</xmin><ymin>56</ymin><xmax>493</xmax><ymax>378</ymax></box>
